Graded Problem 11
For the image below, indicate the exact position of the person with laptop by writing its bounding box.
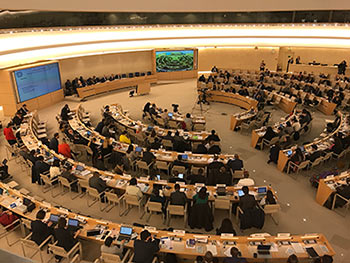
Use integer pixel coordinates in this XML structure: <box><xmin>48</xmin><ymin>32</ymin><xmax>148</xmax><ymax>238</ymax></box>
<box><xmin>238</xmin><ymin>186</ymin><xmax>257</xmax><ymax>212</ymax></box>
<box><xmin>101</xmin><ymin>236</ymin><xmax>125</xmax><ymax>258</ymax></box>
<box><xmin>133</xmin><ymin>230</ymin><xmax>160</xmax><ymax>263</ymax></box>
<box><xmin>142</xmin><ymin>147</ymin><xmax>156</xmax><ymax>166</ymax></box>
<box><xmin>125</xmin><ymin>178</ymin><xmax>143</xmax><ymax>200</ymax></box>
<box><xmin>187</xmin><ymin>168</ymin><xmax>206</xmax><ymax>185</ymax></box>
<box><xmin>170</xmin><ymin>184</ymin><xmax>187</xmax><ymax>206</ymax></box>
<box><xmin>31</xmin><ymin>210</ymin><xmax>53</xmax><ymax>246</ymax></box>
<box><xmin>89</xmin><ymin>172</ymin><xmax>108</xmax><ymax>196</ymax></box>
<box><xmin>173</xmin><ymin>155</ymin><xmax>189</xmax><ymax>169</ymax></box>
<box><xmin>259</xmin><ymin>190</ymin><xmax>277</xmax><ymax>207</ymax></box>
<box><xmin>54</xmin><ymin>217</ymin><xmax>80</xmax><ymax>262</ymax></box>
<box><xmin>223</xmin><ymin>247</ymin><xmax>247</xmax><ymax>263</ymax></box>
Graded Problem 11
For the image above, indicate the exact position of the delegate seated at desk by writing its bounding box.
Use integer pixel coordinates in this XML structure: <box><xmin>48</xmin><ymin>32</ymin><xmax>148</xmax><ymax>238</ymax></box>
<box><xmin>31</xmin><ymin>210</ymin><xmax>53</xmax><ymax>246</ymax></box>
<box><xmin>89</xmin><ymin>172</ymin><xmax>108</xmax><ymax>193</ymax></box>
<box><xmin>101</xmin><ymin>236</ymin><xmax>125</xmax><ymax>258</ymax></box>
<box><xmin>187</xmin><ymin>168</ymin><xmax>206</xmax><ymax>185</ymax></box>
<box><xmin>125</xmin><ymin>178</ymin><xmax>143</xmax><ymax>200</ymax></box>
<box><xmin>142</xmin><ymin>147</ymin><xmax>156</xmax><ymax>165</ymax></box>
<box><xmin>227</xmin><ymin>154</ymin><xmax>243</xmax><ymax>172</ymax></box>
<box><xmin>206</xmin><ymin>130</ymin><xmax>220</xmax><ymax>143</ymax></box>
<box><xmin>239</xmin><ymin>186</ymin><xmax>257</xmax><ymax>212</ymax></box>
<box><xmin>170</xmin><ymin>184</ymin><xmax>187</xmax><ymax>206</ymax></box>
<box><xmin>133</xmin><ymin>230</ymin><xmax>160</xmax><ymax>263</ymax></box>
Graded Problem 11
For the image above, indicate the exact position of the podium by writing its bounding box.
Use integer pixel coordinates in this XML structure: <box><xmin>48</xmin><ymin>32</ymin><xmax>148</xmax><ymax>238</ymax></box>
<box><xmin>137</xmin><ymin>82</ymin><xmax>151</xmax><ymax>95</ymax></box>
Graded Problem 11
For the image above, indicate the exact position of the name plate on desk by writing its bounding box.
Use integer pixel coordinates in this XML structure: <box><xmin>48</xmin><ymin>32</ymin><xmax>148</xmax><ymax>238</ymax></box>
<box><xmin>172</xmin><ymin>230</ymin><xmax>185</xmax><ymax>236</ymax></box>
<box><xmin>42</xmin><ymin>201</ymin><xmax>51</xmax><ymax>208</ymax></box>
<box><xmin>157</xmin><ymin>180</ymin><xmax>168</xmax><ymax>184</ymax></box>
<box><xmin>57</xmin><ymin>208</ymin><xmax>69</xmax><ymax>215</ymax></box>
<box><xmin>220</xmin><ymin>234</ymin><xmax>238</xmax><ymax>239</ymax></box>
<box><xmin>121</xmin><ymin>174</ymin><xmax>131</xmax><ymax>179</ymax></box>
<box><xmin>145</xmin><ymin>226</ymin><xmax>158</xmax><ymax>233</ymax></box>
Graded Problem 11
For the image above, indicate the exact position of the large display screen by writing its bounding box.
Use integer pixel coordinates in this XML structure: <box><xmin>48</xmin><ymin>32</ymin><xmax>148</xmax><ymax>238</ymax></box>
<box><xmin>13</xmin><ymin>62</ymin><xmax>62</xmax><ymax>102</ymax></box>
<box><xmin>156</xmin><ymin>50</ymin><xmax>194</xmax><ymax>72</ymax></box>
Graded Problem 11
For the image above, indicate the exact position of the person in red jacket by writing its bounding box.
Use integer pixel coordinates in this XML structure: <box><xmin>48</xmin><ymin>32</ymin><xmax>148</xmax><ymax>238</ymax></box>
<box><xmin>58</xmin><ymin>138</ymin><xmax>73</xmax><ymax>159</ymax></box>
<box><xmin>3</xmin><ymin>123</ymin><xmax>17</xmax><ymax>146</ymax></box>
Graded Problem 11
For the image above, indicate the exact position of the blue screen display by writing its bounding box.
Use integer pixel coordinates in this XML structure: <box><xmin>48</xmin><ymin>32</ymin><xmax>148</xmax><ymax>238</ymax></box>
<box><xmin>14</xmin><ymin>63</ymin><xmax>62</xmax><ymax>102</ymax></box>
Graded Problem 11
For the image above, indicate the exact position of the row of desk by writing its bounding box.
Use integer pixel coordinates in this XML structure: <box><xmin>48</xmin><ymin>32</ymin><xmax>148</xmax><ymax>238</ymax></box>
<box><xmin>106</xmin><ymin>104</ymin><xmax>209</xmax><ymax>142</ymax></box>
<box><xmin>71</xmin><ymin>106</ymin><xmax>238</xmax><ymax>166</ymax></box>
<box><xmin>0</xmin><ymin>180</ymin><xmax>335</xmax><ymax>262</ymax></box>
<box><xmin>204</xmin><ymin>69</ymin><xmax>338</xmax><ymax>115</ymax></box>
<box><xmin>277</xmin><ymin>112</ymin><xmax>348</xmax><ymax>172</ymax></box>
<box><xmin>77</xmin><ymin>75</ymin><xmax>157</xmax><ymax>99</ymax></box>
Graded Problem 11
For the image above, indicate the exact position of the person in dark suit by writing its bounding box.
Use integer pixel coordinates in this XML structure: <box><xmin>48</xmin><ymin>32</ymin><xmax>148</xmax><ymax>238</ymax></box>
<box><xmin>263</xmin><ymin>126</ymin><xmax>277</xmax><ymax>141</ymax></box>
<box><xmin>194</xmin><ymin>142</ymin><xmax>208</xmax><ymax>154</ymax></box>
<box><xmin>206</xmin><ymin>130</ymin><xmax>220</xmax><ymax>142</ymax></box>
<box><xmin>170</xmin><ymin>184</ymin><xmax>187</xmax><ymax>206</ymax></box>
<box><xmin>88</xmin><ymin>172</ymin><xmax>107</xmax><ymax>193</ymax></box>
<box><xmin>306</xmin><ymin>145</ymin><xmax>325</xmax><ymax>162</ymax></box>
<box><xmin>142</xmin><ymin>147</ymin><xmax>156</xmax><ymax>165</ymax></box>
<box><xmin>31</xmin><ymin>210</ymin><xmax>53</xmax><ymax>245</ymax></box>
<box><xmin>173</xmin><ymin>155</ymin><xmax>189</xmax><ymax>169</ymax></box>
<box><xmin>35</xmin><ymin>156</ymin><xmax>50</xmax><ymax>174</ymax></box>
<box><xmin>187</xmin><ymin>168</ymin><xmax>206</xmax><ymax>185</ymax></box>
<box><xmin>227</xmin><ymin>154</ymin><xmax>243</xmax><ymax>172</ymax></box>
<box><xmin>133</xmin><ymin>230</ymin><xmax>160</xmax><ymax>263</ymax></box>
<box><xmin>60</xmin><ymin>104</ymin><xmax>71</xmax><ymax>121</ymax></box>
<box><xmin>239</xmin><ymin>186</ymin><xmax>256</xmax><ymax>212</ymax></box>
<box><xmin>49</xmin><ymin>133</ymin><xmax>59</xmax><ymax>153</ymax></box>
<box><xmin>54</xmin><ymin>217</ymin><xmax>79</xmax><ymax>261</ymax></box>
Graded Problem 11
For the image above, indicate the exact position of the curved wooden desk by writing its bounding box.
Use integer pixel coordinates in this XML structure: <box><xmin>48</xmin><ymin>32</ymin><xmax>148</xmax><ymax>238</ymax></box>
<box><xmin>16</xmin><ymin>113</ymin><xmax>336</xmax><ymax>261</ymax></box>
<box><xmin>73</xmin><ymin>106</ymin><xmax>240</xmax><ymax>166</ymax></box>
<box><xmin>77</xmin><ymin>75</ymin><xmax>157</xmax><ymax>99</ymax></box>
<box><xmin>250</xmin><ymin>110</ymin><xmax>300</xmax><ymax>148</ymax></box>
<box><xmin>105</xmin><ymin>104</ymin><xmax>210</xmax><ymax>142</ymax></box>
<box><xmin>0</xmin><ymin>183</ymin><xmax>335</xmax><ymax>262</ymax></box>
<box><xmin>277</xmin><ymin>111</ymin><xmax>348</xmax><ymax>172</ymax></box>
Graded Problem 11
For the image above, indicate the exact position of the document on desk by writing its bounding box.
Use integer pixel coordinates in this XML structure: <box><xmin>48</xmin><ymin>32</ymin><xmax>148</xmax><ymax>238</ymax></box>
<box><xmin>291</xmin><ymin>242</ymin><xmax>305</xmax><ymax>254</ymax></box>
<box><xmin>206</xmin><ymin>244</ymin><xmax>218</xmax><ymax>256</ymax></box>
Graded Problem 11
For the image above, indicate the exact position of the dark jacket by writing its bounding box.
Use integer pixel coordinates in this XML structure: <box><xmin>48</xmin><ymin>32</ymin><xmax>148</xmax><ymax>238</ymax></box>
<box><xmin>170</xmin><ymin>191</ymin><xmax>187</xmax><ymax>206</ymax></box>
<box><xmin>54</xmin><ymin>227</ymin><xmax>77</xmax><ymax>252</ymax></box>
<box><xmin>227</xmin><ymin>159</ymin><xmax>243</xmax><ymax>171</ymax></box>
<box><xmin>31</xmin><ymin>220</ymin><xmax>52</xmax><ymax>245</ymax></box>
<box><xmin>142</xmin><ymin>151</ymin><xmax>155</xmax><ymax>165</ymax></box>
<box><xmin>239</xmin><ymin>194</ymin><xmax>257</xmax><ymax>212</ymax></box>
<box><xmin>133</xmin><ymin>239</ymin><xmax>160</xmax><ymax>263</ymax></box>
<box><xmin>49</xmin><ymin>137</ymin><xmax>59</xmax><ymax>153</ymax></box>
<box><xmin>88</xmin><ymin>175</ymin><xmax>107</xmax><ymax>193</ymax></box>
<box><xmin>188</xmin><ymin>203</ymin><xmax>214</xmax><ymax>231</ymax></box>
<box><xmin>240</xmin><ymin>206</ymin><xmax>265</xmax><ymax>230</ymax></box>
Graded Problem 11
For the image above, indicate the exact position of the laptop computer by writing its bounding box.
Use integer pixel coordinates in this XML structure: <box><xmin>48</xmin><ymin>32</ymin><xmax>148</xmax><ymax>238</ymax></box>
<box><xmin>49</xmin><ymin>214</ymin><xmax>60</xmax><ymax>226</ymax></box>
<box><xmin>67</xmin><ymin>218</ymin><xmax>80</xmax><ymax>232</ymax></box>
<box><xmin>135</xmin><ymin>147</ymin><xmax>142</xmax><ymax>152</ymax></box>
<box><xmin>238</xmin><ymin>190</ymin><xmax>244</xmax><ymax>197</ymax></box>
<box><xmin>117</xmin><ymin>226</ymin><xmax>133</xmax><ymax>242</ymax></box>
<box><xmin>178</xmin><ymin>173</ymin><xmax>184</xmax><ymax>179</ymax></box>
<box><xmin>168</xmin><ymin>113</ymin><xmax>173</xmax><ymax>118</ymax></box>
<box><xmin>181</xmin><ymin>154</ymin><xmax>188</xmax><ymax>160</ymax></box>
<box><xmin>76</xmin><ymin>165</ymin><xmax>84</xmax><ymax>172</ymax></box>
<box><xmin>257</xmin><ymin>245</ymin><xmax>271</xmax><ymax>255</ymax></box>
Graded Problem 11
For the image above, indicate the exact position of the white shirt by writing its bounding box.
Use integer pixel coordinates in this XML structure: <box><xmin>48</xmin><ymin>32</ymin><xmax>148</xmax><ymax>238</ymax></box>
<box><xmin>49</xmin><ymin>166</ymin><xmax>60</xmax><ymax>179</ymax></box>
<box><xmin>236</xmin><ymin>178</ymin><xmax>255</xmax><ymax>187</ymax></box>
<box><xmin>125</xmin><ymin>185</ymin><xmax>143</xmax><ymax>200</ymax></box>
<box><xmin>292</xmin><ymin>122</ymin><xmax>301</xmax><ymax>132</ymax></box>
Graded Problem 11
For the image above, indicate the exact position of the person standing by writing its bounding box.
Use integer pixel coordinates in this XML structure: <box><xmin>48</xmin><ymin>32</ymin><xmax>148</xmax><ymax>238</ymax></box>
<box><xmin>3</xmin><ymin>123</ymin><xmax>17</xmax><ymax>146</ymax></box>
<box><xmin>260</xmin><ymin>60</ymin><xmax>266</xmax><ymax>71</ymax></box>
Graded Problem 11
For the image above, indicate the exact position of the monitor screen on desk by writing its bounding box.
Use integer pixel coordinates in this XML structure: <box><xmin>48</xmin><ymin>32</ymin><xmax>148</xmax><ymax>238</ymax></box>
<box><xmin>238</xmin><ymin>190</ymin><xmax>244</xmax><ymax>197</ymax></box>
<box><xmin>135</xmin><ymin>147</ymin><xmax>142</xmax><ymax>152</ymax></box>
<box><xmin>287</xmin><ymin>150</ymin><xmax>293</xmax><ymax>157</ymax></box>
<box><xmin>156</xmin><ymin>50</ymin><xmax>194</xmax><ymax>72</ymax></box>
<box><xmin>68</xmin><ymin>218</ymin><xmax>79</xmax><ymax>227</ymax></box>
<box><xmin>181</xmin><ymin>154</ymin><xmax>188</xmax><ymax>160</ymax></box>
<box><xmin>49</xmin><ymin>214</ymin><xmax>60</xmax><ymax>223</ymax></box>
<box><xmin>120</xmin><ymin>226</ymin><xmax>132</xmax><ymax>235</ymax></box>
<box><xmin>178</xmin><ymin>173</ymin><xmax>184</xmax><ymax>179</ymax></box>
<box><xmin>258</xmin><ymin>187</ymin><xmax>267</xmax><ymax>194</ymax></box>
<box><xmin>168</xmin><ymin>113</ymin><xmax>173</xmax><ymax>117</ymax></box>
<box><xmin>156</xmin><ymin>175</ymin><xmax>161</xmax><ymax>181</ymax></box>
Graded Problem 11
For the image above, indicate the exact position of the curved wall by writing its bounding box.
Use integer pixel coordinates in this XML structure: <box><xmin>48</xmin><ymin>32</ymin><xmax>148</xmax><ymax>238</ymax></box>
<box><xmin>0</xmin><ymin>0</ymin><xmax>348</xmax><ymax>12</ymax></box>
